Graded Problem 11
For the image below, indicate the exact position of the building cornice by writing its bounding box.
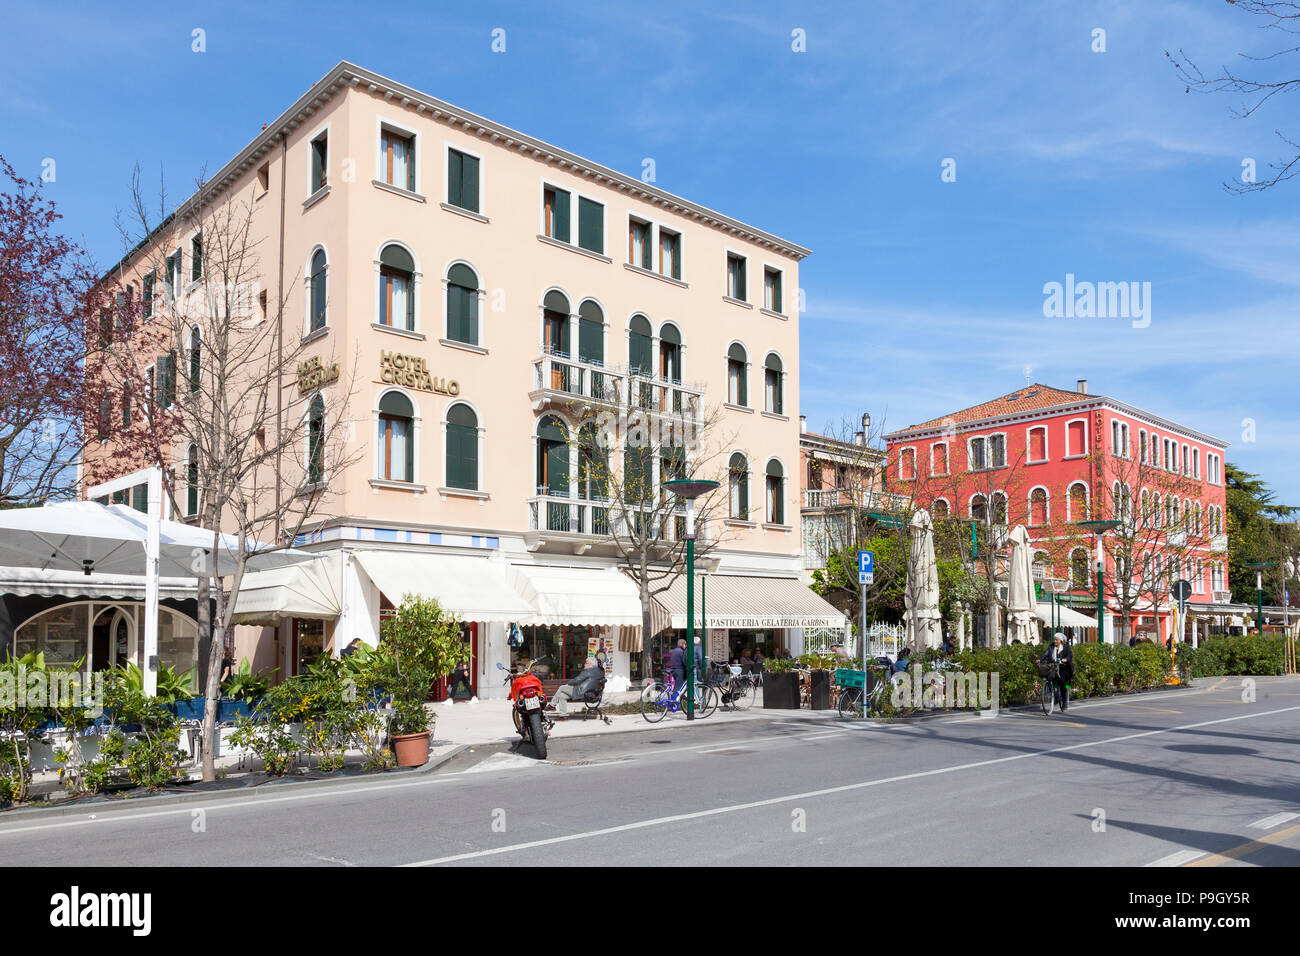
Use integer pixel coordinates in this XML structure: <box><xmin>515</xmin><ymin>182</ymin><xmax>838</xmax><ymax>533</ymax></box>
<box><xmin>884</xmin><ymin>395</ymin><xmax>1230</xmax><ymax>449</ymax></box>
<box><xmin>105</xmin><ymin>60</ymin><xmax>811</xmax><ymax>281</ymax></box>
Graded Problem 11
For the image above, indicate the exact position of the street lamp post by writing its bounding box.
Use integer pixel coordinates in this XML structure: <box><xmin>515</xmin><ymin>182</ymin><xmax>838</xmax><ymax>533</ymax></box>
<box><xmin>1246</xmin><ymin>562</ymin><xmax>1274</xmax><ymax>634</ymax></box>
<box><xmin>664</xmin><ymin>479</ymin><xmax>719</xmax><ymax>721</ymax></box>
<box><xmin>1076</xmin><ymin>519</ymin><xmax>1121</xmax><ymax>644</ymax></box>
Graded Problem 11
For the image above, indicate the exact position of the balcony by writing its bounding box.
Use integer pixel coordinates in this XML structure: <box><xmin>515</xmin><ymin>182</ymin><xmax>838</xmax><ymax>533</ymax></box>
<box><xmin>1166</xmin><ymin>529</ymin><xmax>1187</xmax><ymax>548</ymax></box>
<box><xmin>1209</xmin><ymin>534</ymin><xmax>1227</xmax><ymax>553</ymax></box>
<box><xmin>801</xmin><ymin>488</ymin><xmax>913</xmax><ymax>512</ymax></box>
<box><xmin>525</xmin><ymin>493</ymin><xmax>702</xmax><ymax>553</ymax></box>
<box><xmin>627</xmin><ymin>372</ymin><xmax>704</xmax><ymax>423</ymax></box>
<box><xmin>527</xmin><ymin>493</ymin><xmax>613</xmax><ymax>537</ymax></box>
<box><xmin>529</xmin><ymin>352</ymin><xmax>623</xmax><ymax>413</ymax></box>
<box><xmin>1212</xmin><ymin>589</ymin><xmax>1232</xmax><ymax>603</ymax></box>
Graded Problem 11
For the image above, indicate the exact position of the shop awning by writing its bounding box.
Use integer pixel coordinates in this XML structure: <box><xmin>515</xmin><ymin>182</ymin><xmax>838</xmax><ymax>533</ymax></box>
<box><xmin>355</xmin><ymin>551</ymin><xmax>533</xmax><ymax>623</ymax></box>
<box><xmin>231</xmin><ymin>553</ymin><xmax>343</xmax><ymax>625</ymax></box>
<box><xmin>653</xmin><ymin>575</ymin><xmax>848</xmax><ymax>630</ymax></box>
<box><xmin>1034</xmin><ymin>603</ymin><xmax>1097</xmax><ymax>630</ymax></box>
<box><xmin>506</xmin><ymin>563</ymin><xmax>643</xmax><ymax>627</ymax></box>
<box><xmin>0</xmin><ymin>566</ymin><xmax>198</xmax><ymax>600</ymax></box>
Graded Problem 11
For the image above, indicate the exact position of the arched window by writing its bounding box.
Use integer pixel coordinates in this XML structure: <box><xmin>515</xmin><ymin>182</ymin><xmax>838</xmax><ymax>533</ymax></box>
<box><xmin>377</xmin><ymin>390</ymin><xmax>414</xmax><ymax>483</ymax></box>
<box><xmin>578</xmin><ymin>300</ymin><xmax>604</xmax><ymax>366</ymax></box>
<box><xmin>970</xmin><ymin>494</ymin><xmax>988</xmax><ymax>523</ymax></box>
<box><xmin>1068</xmin><ymin>482</ymin><xmax>1088</xmax><ymax>522</ymax></box>
<box><xmin>764</xmin><ymin>353</ymin><xmax>783</xmax><ymax>414</ymax></box>
<box><xmin>307</xmin><ymin>393</ymin><xmax>325</xmax><ymax>485</ymax></box>
<box><xmin>1140</xmin><ymin>489</ymin><xmax>1150</xmax><ymax>528</ymax></box>
<box><xmin>577</xmin><ymin>422</ymin><xmax>607</xmax><ymax>501</ymax></box>
<box><xmin>659</xmin><ymin>324</ymin><xmax>681</xmax><ymax>383</ymax></box>
<box><xmin>188</xmin><ymin>325</ymin><xmax>201</xmax><ymax>394</ymax></box>
<box><xmin>991</xmin><ymin>491</ymin><xmax>1008</xmax><ymax>525</ymax></box>
<box><xmin>728</xmin><ymin>452</ymin><xmax>749</xmax><ymax>519</ymax></box>
<box><xmin>1029</xmin><ymin>488</ymin><xmax>1048</xmax><ymax>526</ymax></box>
<box><xmin>932</xmin><ymin>498</ymin><xmax>950</xmax><ymax>519</ymax></box>
<box><xmin>543</xmin><ymin>290</ymin><xmax>571</xmax><ymax>357</ymax></box>
<box><xmin>537</xmin><ymin>415</ymin><xmax>569</xmax><ymax>496</ymax></box>
<box><xmin>310</xmin><ymin>248</ymin><xmax>327</xmax><ymax>333</ymax></box>
<box><xmin>1070</xmin><ymin>548</ymin><xmax>1090</xmax><ymax>590</ymax></box>
<box><xmin>445</xmin><ymin>402</ymin><xmax>478</xmax><ymax>490</ymax></box>
<box><xmin>379</xmin><ymin>244</ymin><xmax>416</xmax><ymax>330</ymax></box>
<box><xmin>446</xmin><ymin>263</ymin><xmax>479</xmax><ymax>345</ymax></box>
<box><xmin>931</xmin><ymin>443</ymin><xmax>949</xmax><ymax>476</ymax></box>
<box><xmin>186</xmin><ymin>443</ymin><xmax>199</xmax><ymax>517</ymax></box>
<box><xmin>727</xmin><ymin>343</ymin><xmax>747</xmax><ymax>406</ymax></box>
<box><xmin>765</xmin><ymin>459</ymin><xmax>785</xmax><ymax>524</ymax></box>
<box><xmin>628</xmin><ymin>313</ymin><xmax>652</xmax><ymax>374</ymax></box>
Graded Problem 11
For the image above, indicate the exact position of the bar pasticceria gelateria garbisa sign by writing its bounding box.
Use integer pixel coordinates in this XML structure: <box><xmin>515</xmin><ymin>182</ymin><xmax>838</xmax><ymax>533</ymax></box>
<box><xmin>297</xmin><ymin>356</ymin><xmax>340</xmax><ymax>395</ymax></box>
<box><xmin>379</xmin><ymin>350</ymin><xmax>460</xmax><ymax>395</ymax></box>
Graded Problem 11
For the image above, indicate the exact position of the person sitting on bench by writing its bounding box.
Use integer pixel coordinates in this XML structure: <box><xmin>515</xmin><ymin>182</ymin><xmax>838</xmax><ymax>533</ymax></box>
<box><xmin>549</xmin><ymin>656</ymin><xmax>605</xmax><ymax>715</ymax></box>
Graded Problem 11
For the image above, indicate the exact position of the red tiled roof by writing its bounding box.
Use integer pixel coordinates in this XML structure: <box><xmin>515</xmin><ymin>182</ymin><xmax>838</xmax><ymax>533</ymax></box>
<box><xmin>905</xmin><ymin>384</ymin><xmax>1092</xmax><ymax>431</ymax></box>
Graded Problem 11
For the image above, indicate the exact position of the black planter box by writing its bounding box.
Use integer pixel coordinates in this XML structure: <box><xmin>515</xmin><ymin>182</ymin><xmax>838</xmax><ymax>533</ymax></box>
<box><xmin>809</xmin><ymin>670</ymin><xmax>831</xmax><ymax>710</ymax></box>
<box><xmin>762</xmin><ymin>671</ymin><xmax>799</xmax><ymax>709</ymax></box>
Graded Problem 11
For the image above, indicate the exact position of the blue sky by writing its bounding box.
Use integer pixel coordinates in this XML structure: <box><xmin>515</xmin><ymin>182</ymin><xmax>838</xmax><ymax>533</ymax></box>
<box><xmin>3</xmin><ymin>0</ymin><xmax>1297</xmax><ymax>502</ymax></box>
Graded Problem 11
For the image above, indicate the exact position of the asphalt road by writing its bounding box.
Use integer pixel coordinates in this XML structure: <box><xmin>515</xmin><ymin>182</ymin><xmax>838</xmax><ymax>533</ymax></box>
<box><xmin>2</xmin><ymin>676</ymin><xmax>1298</xmax><ymax>867</ymax></box>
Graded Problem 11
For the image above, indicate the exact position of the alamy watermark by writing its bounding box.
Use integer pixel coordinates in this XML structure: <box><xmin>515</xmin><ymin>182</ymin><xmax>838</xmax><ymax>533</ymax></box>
<box><xmin>1042</xmin><ymin>273</ymin><xmax>1151</xmax><ymax>328</ymax></box>
<box><xmin>0</xmin><ymin>665</ymin><xmax>104</xmax><ymax>717</ymax></box>
<box><xmin>890</xmin><ymin>664</ymin><xmax>999</xmax><ymax>713</ymax></box>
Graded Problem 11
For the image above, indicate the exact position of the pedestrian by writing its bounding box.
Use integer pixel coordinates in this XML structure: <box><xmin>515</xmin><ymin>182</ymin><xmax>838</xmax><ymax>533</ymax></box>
<box><xmin>669</xmin><ymin>638</ymin><xmax>688</xmax><ymax>688</ymax></box>
<box><xmin>341</xmin><ymin>637</ymin><xmax>362</xmax><ymax>658</ymax></box>
<box><xmin>1039</xmin><ymin>632</ymin><xmax>1074</xmax><ymax>711</ymax></box>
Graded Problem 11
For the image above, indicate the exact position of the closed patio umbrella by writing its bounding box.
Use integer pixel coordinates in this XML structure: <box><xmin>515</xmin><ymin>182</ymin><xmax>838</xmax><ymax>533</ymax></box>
<box><xmin>905</xmin><ymin>509</ymin><xmax>942</xmax><ymax>650</ymax></box>
<box><xmin>1006</xmin><ymin>525</ymin><xmax>1038</xmax><ymax>645</ymax></box>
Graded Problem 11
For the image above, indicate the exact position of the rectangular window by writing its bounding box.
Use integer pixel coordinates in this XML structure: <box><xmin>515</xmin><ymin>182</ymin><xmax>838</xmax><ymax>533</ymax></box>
<box><xmin>190</xmin><ymin>233</ymin><xmax>202</xmax><ymax>282</ymax></box>
<box><xmin>379</xmin><ymin>416</ymin><xmax>412</xmax><ymax>483</ymax></box>
<box><xmin>380</xmin><ymin>269</ymin><xmax>413</xmax><ymax>330</ymax></box>
<box><xmin>764</xmin><ymin>267</ymin><xmax>782</xmax><ymax>313</ymax></box>
<box><xmin>145</xmin><ymin>366</ymin><xmax>154</xmax><ymax>420</ymax></box>
<box><xmin>989</xmin><ymin>434</ymin><xmax>1006</xmax><ymax>468</ymax></box>
<box><xmin>578</xmin><ymin>197</ymin><xmax>604</xmax><ymax>254</ymax></box>
<box><xmin>166</xmin><ymin>249</ymin><xmax>181</xmax><ymax>296</ymax></box>
<box><xmin>447</xmin><ymin>148</ymin><xmax>480</xmax><ymax>213</ymax></box>
<box><xmin>727</xmin><ymin>253</ymin><xmax>747</xmax><ymax>301</ymax></box>
<box><xmin>310</xmin><ymin>133</ymin><xmax>328</xmax><ymax>193</ymax></box>
<box><xmin>381</xmin><ymin>128</ymin><xmax>416</xmax><ymax>191</ymax></box>
<box><xmin>969</xmin><ymin>437</ymin><xmax>986</xmax><ymax>471</ymax></box>
<box><xmin>121</xmin><ymin>385</ymin><xmax>131</xmax><ymax>427</ymax></box>
<box><xmin>629</xmin><ymin>219</ymin><xmax>651</xmax><ymax>270</ymax></box>
<box><xmin>659</xmin><ymin>228</ymin><xmax>681</xmax><ymax>279</ymax></box>
<box><xmin>257</xmin><ymin>162</ymin><xmax>270</xmax><ymax>194</ymax></box>
<box><xmin>142</xmin><ymin>271</ymin><xmax>155</xmax><ymax>319</ymax></box>
<box><xmin>1067</xmin><ymin>420</ymin><xmax>1086</xmax><ymax>456</ymax></box>
<box><xmin>727</xmin><ymin>358</ymin><xmax>746</xmax><ymax>406</ymax></box>
<box><xmin>544</xmin><ymin>186</ymin><xmax>570</xmax><ymax>242</ymax></box>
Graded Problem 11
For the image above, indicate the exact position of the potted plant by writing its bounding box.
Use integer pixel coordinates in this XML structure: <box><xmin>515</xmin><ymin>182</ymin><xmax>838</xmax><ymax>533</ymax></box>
<box><xmin>371</xmin><ymin>595</ymin><xmax>466</xmax><ymax>767</ymax></box>
<box><xmin>761</xmin><ymin>656</ymin><xmax>801</xmax><ymax>709</ymax></box>
<box><xmin>219</xmin><ymin>659</ymin><xmax>274</xmax><ymax>722</ymax></box>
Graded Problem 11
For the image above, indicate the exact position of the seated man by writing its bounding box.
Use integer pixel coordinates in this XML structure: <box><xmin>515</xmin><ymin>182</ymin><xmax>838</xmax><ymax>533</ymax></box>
<box><xmin>549</xmin><ymin>656</ymin><xmax>605</xmax><ymax>715</ymax></box>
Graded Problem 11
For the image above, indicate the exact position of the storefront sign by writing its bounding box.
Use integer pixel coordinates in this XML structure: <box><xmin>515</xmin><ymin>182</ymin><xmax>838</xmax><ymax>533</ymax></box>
<box><xmin>379</xmin><ymin>351</ymin><xmax>459</xmax><ymax>395</ymax></box>
<box><xmin>297</xmin><ymin>356</ymin><xmax>340</xmax><ymax>395</ymax></box>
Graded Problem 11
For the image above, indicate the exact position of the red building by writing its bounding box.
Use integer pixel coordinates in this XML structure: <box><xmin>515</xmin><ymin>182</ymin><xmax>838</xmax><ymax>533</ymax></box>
<box><xmin>882</xmin><ymin>380</ymin><xmax>1231</xmax><ymax>644</ymax></box>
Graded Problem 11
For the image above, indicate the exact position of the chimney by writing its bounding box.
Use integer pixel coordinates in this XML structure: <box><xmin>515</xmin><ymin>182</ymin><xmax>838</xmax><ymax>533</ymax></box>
<box><xmin>799</xmin><ymin>415</ymin><xmax>807</xmax><ymax>434</ymax></box>
<box><xmin>1076</xmin><ymin>379</ymin><xmax>1088</xmax><ymax>394</ymax></box>
<box><xmin>854</xmin><ymin>430</ymin><xmax>865</xmax><ymax>446</ymax></box>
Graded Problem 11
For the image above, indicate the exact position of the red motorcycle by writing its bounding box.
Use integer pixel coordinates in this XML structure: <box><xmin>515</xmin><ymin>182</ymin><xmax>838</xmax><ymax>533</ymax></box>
<box><xmin>499</xmin><ymin>661</ymin><xmax>552</xmax><ymax>759</ymax></box>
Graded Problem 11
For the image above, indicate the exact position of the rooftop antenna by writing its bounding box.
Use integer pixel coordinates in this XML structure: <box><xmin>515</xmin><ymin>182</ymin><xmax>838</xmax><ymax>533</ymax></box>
<box><xmin>1022</xmin><ymin>365</ymin><xmax>1032</xmax><ymax>387</ymax></box>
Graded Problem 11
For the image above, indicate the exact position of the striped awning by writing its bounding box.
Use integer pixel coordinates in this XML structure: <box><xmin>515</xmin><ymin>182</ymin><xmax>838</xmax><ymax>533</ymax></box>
<box><xmin>1034</xmin><ymin>602</ymin><xmax>1097</xmax><ymax>630</ymax></box>
<box><xmin>653</xmin><ymin>575</ymin><xmax>847</xmax><ymax>630</ymax></box>
<box><xmin>0</xmin><ymin>566</ymin><xmax>197</xmax><ymax>601</ymax></box>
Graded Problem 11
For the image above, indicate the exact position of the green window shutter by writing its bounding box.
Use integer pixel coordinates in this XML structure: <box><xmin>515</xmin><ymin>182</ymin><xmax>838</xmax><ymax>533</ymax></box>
<box><xmin>461</xmin><ymin>153</ymin><xmax>479</xmax><ymax>212</ymax></box>
<box><xmin>132</xmin><ymin>483</ymin><xmax>147</xmax><ymax>513</ymax></box>
<box><xmin>553</xmin><ymin>189</ymin><xmax>570</xmax><ymax>243</ymax></box>
<box><xmin>738</xmin><ymin>258</ymin><xmax>747</xmax><ymax>300</ymax></box>
<box><xmin>578</xmin><ymin>198</ymin><xmax>603</xmax><ymax>254</ymax></box>
<box><xmin>447</xmin><ymin>150</ymin><xmax>461</xmax><ymax>208</ymax></box>
<box><xmin>670</xmin><ymin>235</ymin><xmax>681</xmax><ymax>280</ymax></box>
<box><xmin>579</xmin><ymin>319</ymin><xmax>603</xmax><ymax>365</ymax></box>
<box><xmin>447</xmin><ymin>423</ymin><xmax>477</xmax><ymax>489</ymax></box>
<box><xmin>773</xmin><ymin>272</ymin><xmax>782</xmax><ymax>312</ymax></box>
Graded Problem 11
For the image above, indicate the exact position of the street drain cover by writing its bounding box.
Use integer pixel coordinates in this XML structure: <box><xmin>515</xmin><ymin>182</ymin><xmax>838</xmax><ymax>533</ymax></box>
<box><xmin>551</xmin><ymin>759</ymin><xmax>597</xmax><ymax>767</ymax></box>
<box><xmin>648</xmin><ymin>740</ymin><xmax>672</xmax><ymax>745</ymax></box>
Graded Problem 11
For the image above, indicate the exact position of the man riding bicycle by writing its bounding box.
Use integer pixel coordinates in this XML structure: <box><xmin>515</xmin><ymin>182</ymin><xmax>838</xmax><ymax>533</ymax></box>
<box><xmin>1039</xmin><ymin>632</ymin><xmax>1073</xmax><ymax>712</ymax></box>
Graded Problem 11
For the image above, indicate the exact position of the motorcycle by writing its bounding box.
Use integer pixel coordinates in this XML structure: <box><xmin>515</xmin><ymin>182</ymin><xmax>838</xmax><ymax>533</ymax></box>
<box><xmin>498</xmin><ymin>661</ymin><xmax>552</xmax><ymax>760</ymax></box>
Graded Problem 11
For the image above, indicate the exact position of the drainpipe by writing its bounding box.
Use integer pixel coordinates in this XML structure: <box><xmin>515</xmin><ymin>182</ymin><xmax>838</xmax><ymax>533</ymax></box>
<box><xmin>275</xmin><ymin>132</ymin><xmax>287</xmax><ymax>541</ymax></box>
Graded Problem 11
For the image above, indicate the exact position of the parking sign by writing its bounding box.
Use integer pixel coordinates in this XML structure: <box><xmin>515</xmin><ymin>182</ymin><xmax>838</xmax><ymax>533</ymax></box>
<box><xmin>858</xmin><ymin>550</ymin><xmax>874</xmax><ymax>586</ymax></box>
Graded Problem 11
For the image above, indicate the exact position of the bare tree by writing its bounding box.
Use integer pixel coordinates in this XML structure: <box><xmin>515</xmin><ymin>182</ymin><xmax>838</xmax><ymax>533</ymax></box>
<box><xmin>84</xmin><ymin>165</ymin><xmax>360</xmax><ymax>780</ymax></box>
<box><xmin>1169</xmin><ymin>1</ymin><xmax>1300</xmax><ymax>192</ymax></box>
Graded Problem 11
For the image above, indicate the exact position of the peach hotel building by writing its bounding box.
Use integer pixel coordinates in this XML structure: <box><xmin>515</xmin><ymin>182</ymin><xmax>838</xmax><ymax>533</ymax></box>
<box><xmin>80</xmin><ymin>62</ymin><xmax>845</xmax><ymax>697</ymax></box>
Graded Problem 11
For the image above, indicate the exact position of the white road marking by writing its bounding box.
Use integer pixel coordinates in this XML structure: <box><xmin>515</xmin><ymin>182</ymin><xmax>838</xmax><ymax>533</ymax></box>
<box><xmin>802</xmin><ymin>732</ymin><xmax>852</xmax><ymax>741</ymax></box>
<box><xmin>1247</xmin><ymin>811</ymin><xmax>1299</xmax><ymax>830</ymax></box>
<box><xmin>400</xmin><ymin>704</ymin><xmax>1300</xmax><ymax>866</ymax></box>
<box><xmin>1146</xmin><ymin>849</ymin><xmax>1207</xmax><ymax>867</ymax></box>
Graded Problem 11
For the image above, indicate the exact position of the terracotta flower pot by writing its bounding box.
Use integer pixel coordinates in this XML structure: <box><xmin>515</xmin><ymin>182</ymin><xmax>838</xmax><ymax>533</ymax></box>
<box><xmin>391</xmin><ymin>731</ymin><xmax>430</xmax><ymax>767</ymax></box>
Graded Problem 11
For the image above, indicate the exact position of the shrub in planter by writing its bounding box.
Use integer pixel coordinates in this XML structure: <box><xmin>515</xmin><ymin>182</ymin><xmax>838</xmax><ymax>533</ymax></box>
<box><xmin>220</xmin><ymin>659</ymin><xmax>275</xmax><ymax>701</ymax></box>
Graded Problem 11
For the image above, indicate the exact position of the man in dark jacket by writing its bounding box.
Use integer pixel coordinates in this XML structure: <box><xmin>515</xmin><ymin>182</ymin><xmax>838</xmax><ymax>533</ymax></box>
<box><xmin>1040</xmin><ymin>632</ymin><xmax>1074</xmax><ymax>711</ymax></box>
<box><xmin>550</xmin><ymin>656</ymin><xmax>605</xmax><ymax>715</ymax></box>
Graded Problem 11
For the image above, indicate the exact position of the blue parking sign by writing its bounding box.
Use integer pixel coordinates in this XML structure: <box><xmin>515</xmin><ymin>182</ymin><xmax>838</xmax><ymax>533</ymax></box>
<box><xmin>858</xmin><ymin>550</ymin><xmax>873</xmax><ymax>585</ymax></box>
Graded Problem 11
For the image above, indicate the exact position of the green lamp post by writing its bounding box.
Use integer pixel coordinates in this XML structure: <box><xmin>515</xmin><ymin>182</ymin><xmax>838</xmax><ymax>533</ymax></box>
<box><xmin>1246</xmin><ymin>562</ymin><xmax>1274</xmax><ymax>634</ymax></box>
<box><xmin>663</xmin><ymin>478</ymin><xmax>719</xmax><ymax>720</ymax></box>
<box><xmin>1076</xmin><ymin>519</ymin><xmax>1121</xmax><ymax>644</ymax></box>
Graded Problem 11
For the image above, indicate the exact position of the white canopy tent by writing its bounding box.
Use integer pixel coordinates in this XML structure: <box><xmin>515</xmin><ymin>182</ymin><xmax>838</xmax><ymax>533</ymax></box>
<box><xmin>0</xmin><ymin>470</ymin><xmax>307</xmax><ymax>694</ymax></box>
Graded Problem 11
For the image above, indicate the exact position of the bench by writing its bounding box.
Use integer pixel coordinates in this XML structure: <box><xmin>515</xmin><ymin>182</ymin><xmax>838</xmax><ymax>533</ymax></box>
<box><xmin>540</xmin><ymin>677</ymin><xmax>610</xmax><ymax>724</ymax></box>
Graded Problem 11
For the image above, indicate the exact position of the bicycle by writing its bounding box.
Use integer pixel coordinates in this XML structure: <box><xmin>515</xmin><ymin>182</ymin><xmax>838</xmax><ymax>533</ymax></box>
<box><xmin>835</xmin><ymin>665</ymin><xmax>891</xmax><ymax>718</ymax></box>
<box><xmin>641</xmin><ymin>672</ymin><xmax>719</xmax><ymax>722</ymax></box>
<box><xmin>1037</xmin><ymin>659</ymin><xmax>1066</xmax><ymax>715</ymax></box>
<box><xmin>705</xmin><ymin>663</ymin><xmax>754</xmax><ymax>711</ymax></box>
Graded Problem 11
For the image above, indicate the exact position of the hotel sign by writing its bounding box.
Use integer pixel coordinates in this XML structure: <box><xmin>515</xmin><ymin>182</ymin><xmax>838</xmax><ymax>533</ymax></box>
<box><xmin>297</xmin><ymin>356</ymin><xmax>340</xmax><ymax>395</ymax></box>
<box><xmin>380</xmin><ymin>351</ymin><xmax>459</xmax><ymax>395</ymax></box>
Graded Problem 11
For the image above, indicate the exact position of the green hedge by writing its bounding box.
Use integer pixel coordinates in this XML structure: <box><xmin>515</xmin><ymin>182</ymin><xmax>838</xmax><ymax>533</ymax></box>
<box><xmin>919</xmin><ymin>634</ymin><xmax>1289</xmax><ymax>709</ymax></box>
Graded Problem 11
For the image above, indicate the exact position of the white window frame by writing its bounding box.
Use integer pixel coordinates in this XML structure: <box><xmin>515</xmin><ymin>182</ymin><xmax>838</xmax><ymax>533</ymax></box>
<box><xmin>1024</xmin><ymin>425</ymin><xmax>1049</xmax><ymax>464</ymax></box>
<box><xmin>375</xmin><ymin>115</ymin><xmax>421</xmax><ymax>195</ymax></box>
<box><xmin>724</xmin><ymin>249</ymin><xmax>748</xmax><ymax>303</ymax></box>
<box><xmin>930</xmin><ymin>441</ymin><xmax>950</xmax><ymax>477</ymax></box>
<box><xmin>305</xmin><ymin>243</ymin><xmax>330</xmax><ymax>337</ymax></box>
<box><xmin>1028</xmin><ymin>485</ymin><xmax>1050</xmax><ymax>526</ymax></box>
<box><xmin>307</xmin><ymin>121</ymin><xmax>330</xmax><ymax>198</ymax></box>
<box><xmin>1063</xmin><ymin>417</ymin><xmax>1089</xmax><ymax>459</ymax></box>
<box><xmin>442</xmin><ymin>398</ymin><xmax>485</xmax><ymax>494</ymax></box>
<box><xmin>444</xmin><ymin>140</ymin><xmax>486</xmax><ymax>216</ymax></box>
<box><xmin>373</xmin><ymin>239</ymin><xmax>423</xmax><ymax>335</ymax></box>
<box><xmin>1066</xmin><ymin>481</ymin><xmax>1089</xmax><ymax>522</ymax></box>
<box><xmin>898</xmin><ymin>446</ymin><xmax>917</xmax><ymax>481</ymax></box>
<box><xmin>441</xmin><ymin>258</ymin><xmax>485</xmax><ymax>348</ymax></box>
<box><xmin>374</xmin><ymin>387</ymin><xmax>421</xmax><ymax>486</ymax></box>
<box><xmin>761</xmin><ymin>262</ymin><xmax>785</xmax><ymax>315</ymax></box>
